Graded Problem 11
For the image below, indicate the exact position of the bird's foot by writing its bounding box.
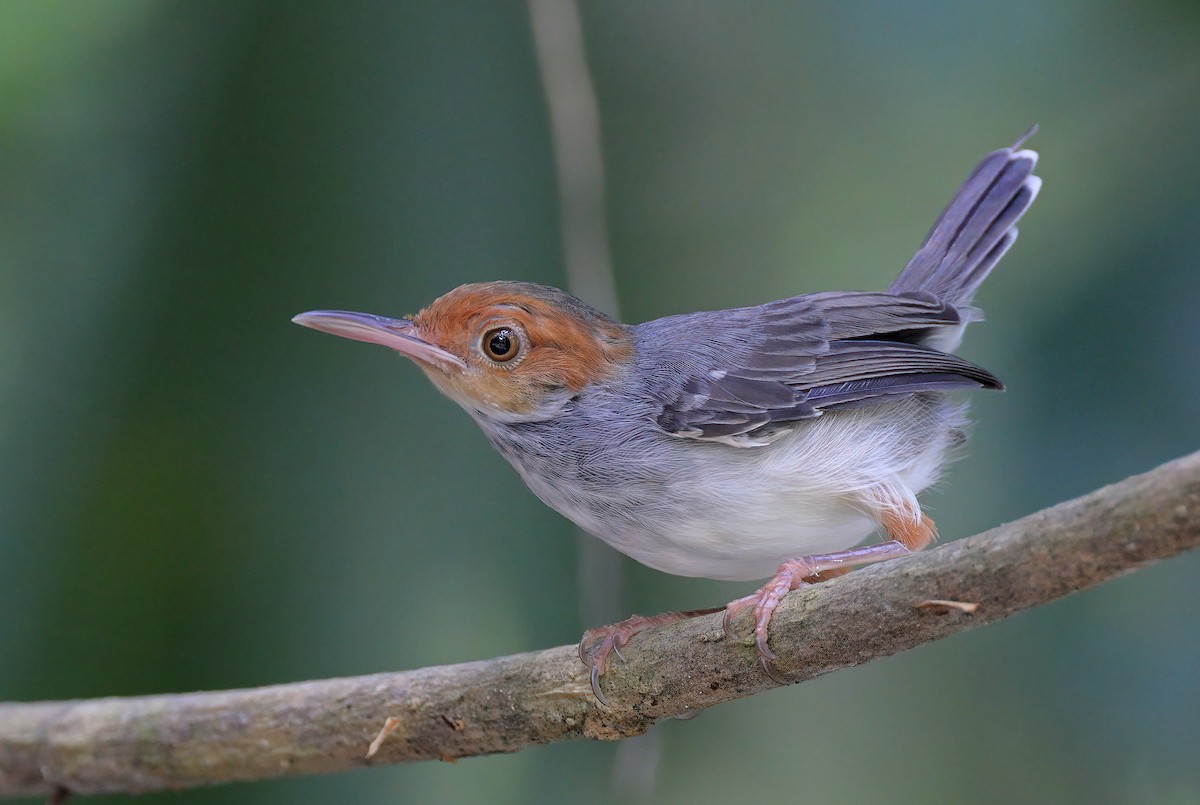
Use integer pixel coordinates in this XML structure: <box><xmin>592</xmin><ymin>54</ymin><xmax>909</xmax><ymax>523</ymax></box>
<box><xmin>580</xmin><ymin>608</ymin><xmax>721</xmax><ymax>705</ymax></box>
<box><xmin>723</xmin><ymin>541</ymin><xmax>914</xmax><ymax>683</ymax></box>
<box><xmin>722</xmin><ymin>558</ymin><xmax>817</xmax><ymax>684</ymax></box>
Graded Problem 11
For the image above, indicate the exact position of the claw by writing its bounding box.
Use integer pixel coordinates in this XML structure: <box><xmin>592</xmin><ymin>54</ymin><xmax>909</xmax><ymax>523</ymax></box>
<box><xmin>722</xmin><ymin>607</ymin><xmax>738</xmax><ymax>641</ymax></box>
<box><xmin>722</xmin><ymin>603</ymin><xmax>742</xmax><ymax>642</ymax></box>
<box><xmin>759</xmin><ymin>654</ymin><xmax>791</xmax><ymax>685</ymax></box>
<box><xmin>722</xmin><ymin>594</ymin><xmax>758</xmax><ymax>643</ymax></box>
<box><xmin>590</xmin><ymin>665</ymin><xmax>610</xmax><ymax>706</ymax></box>
<box><xmin>754</xmin><ymin>628</ymin><xmax>777</xmax><ymax>663</ymax></box>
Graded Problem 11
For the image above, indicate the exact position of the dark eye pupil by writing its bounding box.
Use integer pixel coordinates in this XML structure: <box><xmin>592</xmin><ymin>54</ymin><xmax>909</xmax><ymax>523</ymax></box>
<box><xmin>486</xmin><ymin>328</ymin><xmax>516</xmax><ymax>360</ymax></box>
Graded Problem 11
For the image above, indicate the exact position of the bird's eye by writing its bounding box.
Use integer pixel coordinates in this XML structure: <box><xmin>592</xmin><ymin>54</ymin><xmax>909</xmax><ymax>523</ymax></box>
<box><xmin>482</xmin><ymin>327</ymin><xmax>520</xmax><ymax>362</ymax></box>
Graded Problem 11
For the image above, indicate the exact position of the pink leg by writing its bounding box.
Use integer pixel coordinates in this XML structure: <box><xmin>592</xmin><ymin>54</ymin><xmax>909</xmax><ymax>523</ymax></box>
<box><xmin>580</xmin><ymin>608</ymin><xmax>722</xmax><ymax>705</ymax></box>
<box><xmin>723</xmin><ymin>540</ymin><xmax>913</xmax><ymax>684</ymax></box>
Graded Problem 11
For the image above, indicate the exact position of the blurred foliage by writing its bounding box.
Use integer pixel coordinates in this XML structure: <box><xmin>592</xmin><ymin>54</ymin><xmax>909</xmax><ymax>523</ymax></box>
<box><xmin>2</xmin><ymin>1</ymin><xmax>1199</xmax><ymax>803</ymax></box>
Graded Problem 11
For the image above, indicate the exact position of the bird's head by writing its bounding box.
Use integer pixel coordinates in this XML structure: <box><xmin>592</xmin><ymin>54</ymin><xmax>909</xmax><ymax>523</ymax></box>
<box><xmin>293</xmin><ymin>281</ymin><xmax>632</xmax><ymax>422</ymax></box>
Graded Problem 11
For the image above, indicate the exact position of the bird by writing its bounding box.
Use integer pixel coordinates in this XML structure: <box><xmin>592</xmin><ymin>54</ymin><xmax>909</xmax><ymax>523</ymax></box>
<box><xmin>293</xmin><ymin>134</ymin><xmax>1041</xmax><ymax>703</ymax></box>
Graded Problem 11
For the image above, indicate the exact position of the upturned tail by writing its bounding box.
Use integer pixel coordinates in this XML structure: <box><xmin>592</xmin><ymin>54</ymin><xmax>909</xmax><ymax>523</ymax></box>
<box><xmin>889</xmin><ymin>129</ymin><xmax>1041</xmax><ymax>309</ymax></box>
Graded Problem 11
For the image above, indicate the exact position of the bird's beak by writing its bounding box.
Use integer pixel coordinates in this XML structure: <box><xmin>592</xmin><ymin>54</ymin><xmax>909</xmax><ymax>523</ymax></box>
<box><xmin>291</xmin><ymin>310</ymin><xmax>466</xmax><ymax>369</ymax></box>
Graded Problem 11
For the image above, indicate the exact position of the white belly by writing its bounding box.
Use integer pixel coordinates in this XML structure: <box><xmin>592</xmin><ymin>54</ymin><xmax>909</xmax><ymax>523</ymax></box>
<box><xmin>489</xmin><ymin>398</ymin><xmax>966</xmax><ymax>582</ymax></box>
<box><xmin>604</xmin><ymin>410</ymin><xmax>950</xmax><ymax>580</ymax></box>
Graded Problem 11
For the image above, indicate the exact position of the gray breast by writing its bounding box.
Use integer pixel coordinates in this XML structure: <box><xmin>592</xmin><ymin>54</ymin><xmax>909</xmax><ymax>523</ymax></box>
<box><xmin>472</xmin><ymin>383</ymin><xmax>686</xmax><ymax>535</ymax></box>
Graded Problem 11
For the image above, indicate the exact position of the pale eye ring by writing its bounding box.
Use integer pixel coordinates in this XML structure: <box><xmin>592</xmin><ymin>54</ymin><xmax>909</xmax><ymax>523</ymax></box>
<box><xmin>481</xmin><ymin>327</ymin><xmax>521</xmax><ymax>363</ymax></box>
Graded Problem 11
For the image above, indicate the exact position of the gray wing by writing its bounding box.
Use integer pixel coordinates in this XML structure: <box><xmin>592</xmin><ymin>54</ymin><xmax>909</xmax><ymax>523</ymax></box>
<box><xmin>651</xmin><ymin>292</ymin><xmax>1001</xmax><ymax>442</ymax></box>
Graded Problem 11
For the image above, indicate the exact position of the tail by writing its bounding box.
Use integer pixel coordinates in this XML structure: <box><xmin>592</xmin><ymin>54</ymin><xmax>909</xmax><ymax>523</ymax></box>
<box><xmin>889</xmin><ymin>129</ymin><xmax>1042</xmax><ymax>309</ymax></box>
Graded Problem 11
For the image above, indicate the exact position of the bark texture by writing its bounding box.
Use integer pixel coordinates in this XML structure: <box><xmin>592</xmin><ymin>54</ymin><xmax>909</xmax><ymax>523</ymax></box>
<box><xmin>2</xmin><ymin>451</ymin><xmax>1198</xmax><ymax>797</ymax></box>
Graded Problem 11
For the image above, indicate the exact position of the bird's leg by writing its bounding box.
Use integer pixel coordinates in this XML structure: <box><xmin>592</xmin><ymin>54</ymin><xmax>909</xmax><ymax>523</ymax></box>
<box><xmin>580</xmin><ymin>608</ymin><xmax>722</xmax><ymax>705</ymax></box>
<box><xmin>725</xmin><ymin>509</ymin><xmax>937</xmax><ymax>684</ymax></box>
<box><xmin>800</xmin><ymin>565</ymin><xmax>855</xmax><ymax>584</ymax></box>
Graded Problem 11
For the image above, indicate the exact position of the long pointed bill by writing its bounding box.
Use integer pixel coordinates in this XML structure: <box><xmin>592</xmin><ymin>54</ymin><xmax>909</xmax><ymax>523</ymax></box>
<box><xmin>291</xmin><ymin>310</ymin><xmax>466</xmax><ymax>369</ymax></box>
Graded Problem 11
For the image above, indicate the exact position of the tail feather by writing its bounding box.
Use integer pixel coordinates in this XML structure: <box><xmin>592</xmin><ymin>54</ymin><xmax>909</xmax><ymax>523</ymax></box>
<box><xmin>889</xmin><ymin>134</ymin><xmax>1041</xmax><ymax>308</ymax></box>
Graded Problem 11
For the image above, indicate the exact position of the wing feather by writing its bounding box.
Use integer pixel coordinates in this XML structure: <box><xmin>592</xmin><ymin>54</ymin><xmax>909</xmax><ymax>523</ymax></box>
<box><xmin>652</xmin><ymin>294</ymin><xmax>1000</xmax><ymax>443</ymax></box>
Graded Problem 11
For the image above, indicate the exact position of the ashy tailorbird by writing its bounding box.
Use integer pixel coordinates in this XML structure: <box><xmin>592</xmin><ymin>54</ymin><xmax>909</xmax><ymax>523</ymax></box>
<box><xmin>294</xmin><ymin>134</ymin><xmax>1041</xmax><ymax>702</ymax></box>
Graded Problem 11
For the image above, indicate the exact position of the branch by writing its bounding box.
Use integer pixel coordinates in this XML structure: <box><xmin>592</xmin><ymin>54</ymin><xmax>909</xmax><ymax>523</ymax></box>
<box><xmin>3</xmin><ymin>452</ymin><xmax>1199</xmax><ymax>798</ymax></box>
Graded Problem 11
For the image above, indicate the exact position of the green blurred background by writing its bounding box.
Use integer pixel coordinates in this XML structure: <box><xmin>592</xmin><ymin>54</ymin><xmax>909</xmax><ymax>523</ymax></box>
<box><xmin>3</xmin><ymin>1</ymin><xmax>1199</xmax><ymax>803</ymax></box>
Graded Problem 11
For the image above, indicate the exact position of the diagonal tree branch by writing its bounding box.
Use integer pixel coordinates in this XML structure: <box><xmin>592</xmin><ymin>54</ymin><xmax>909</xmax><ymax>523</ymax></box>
<box><xmin>2</xmin><ymin>451</ymin><xmax>1199</xmax><ymax>798</ymax></box>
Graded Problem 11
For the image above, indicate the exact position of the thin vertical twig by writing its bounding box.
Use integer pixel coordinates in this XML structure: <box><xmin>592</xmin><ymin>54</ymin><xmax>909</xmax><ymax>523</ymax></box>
<box><xmin>527</xmin><ymin>0</ymin><xmax>620</xmax><ymax>318</ymax></box>
<box><xmin>527</xmin><ymin>1</ymin><xmax>661</xmax><ymax>798</ymax></box>
<box><xmin>527</xmin><ymin>0</ymin><xmax>626</xmax><ymax>629</ymax></box>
